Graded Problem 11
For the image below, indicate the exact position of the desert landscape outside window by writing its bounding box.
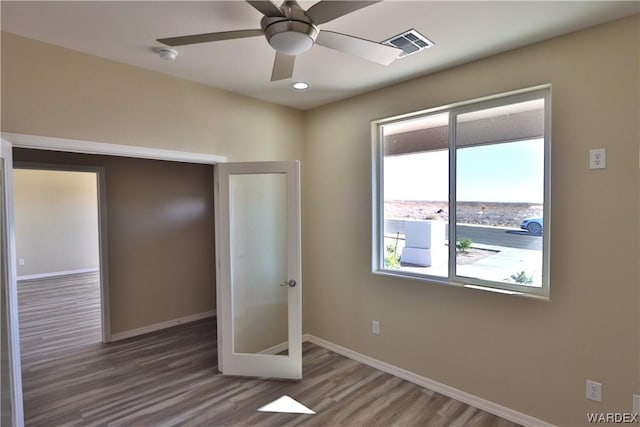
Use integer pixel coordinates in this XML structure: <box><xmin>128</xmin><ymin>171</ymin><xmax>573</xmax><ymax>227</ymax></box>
<box><xmin>373</xmin><ymin>87</ymin><xmax>551</xmax><ymax>298</ymax></box>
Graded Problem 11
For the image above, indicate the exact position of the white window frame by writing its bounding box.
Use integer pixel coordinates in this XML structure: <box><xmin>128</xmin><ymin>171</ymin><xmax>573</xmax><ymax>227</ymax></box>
<box><xmin>372</xmin><ymin>86</ymin><xmax>551</xmax><ymax>299</ymax></box>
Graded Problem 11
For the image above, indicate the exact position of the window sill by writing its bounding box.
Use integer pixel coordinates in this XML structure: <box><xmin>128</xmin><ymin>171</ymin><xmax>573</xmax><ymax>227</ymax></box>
<box><xmin>373</xmin><ymin>269</ymin><xmax>549</xmax><ymax>301</ymax></box>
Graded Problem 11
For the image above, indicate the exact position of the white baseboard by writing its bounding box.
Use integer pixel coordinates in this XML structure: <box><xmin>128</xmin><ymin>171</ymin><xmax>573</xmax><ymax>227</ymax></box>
<box><xmin>17</xmin><ymin>268</ymin><xmax>99</xmax><ymax>281</ymax></box>
<box><xmin>110</xmin><ymin>310</ymin><xmax>216</xmax><ymax>342</ymax></box>
<box><xmin>302</xmin><ymin>334</ymin><xmax>554</xmax><ymax>427</ymax></box>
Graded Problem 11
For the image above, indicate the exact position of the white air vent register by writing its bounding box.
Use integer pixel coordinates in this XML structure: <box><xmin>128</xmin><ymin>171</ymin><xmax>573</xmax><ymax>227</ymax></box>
<box><xmin>383</xmin><ymin>29</ymin><xmax>434</xmax><ymax>58</ymax></box>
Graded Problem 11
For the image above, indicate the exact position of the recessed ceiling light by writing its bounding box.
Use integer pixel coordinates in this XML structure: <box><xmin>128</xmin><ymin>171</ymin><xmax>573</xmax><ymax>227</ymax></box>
<box><xmin>291</xmin><ymin>82</ymin><xmax>310</xmax><ymax>90</ymax></box>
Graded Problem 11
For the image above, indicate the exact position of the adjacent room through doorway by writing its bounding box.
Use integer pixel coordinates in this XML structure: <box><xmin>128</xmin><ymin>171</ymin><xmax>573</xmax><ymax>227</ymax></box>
<box><xmin>13</xmin><ymin>168</ymin><xmax>103</xmax><ymax>359</ymax></box>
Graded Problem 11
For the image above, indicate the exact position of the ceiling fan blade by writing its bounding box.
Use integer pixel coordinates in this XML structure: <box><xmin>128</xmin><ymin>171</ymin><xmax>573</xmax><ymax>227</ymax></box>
<box><xmin>305</xmin><ymin>1</ymin><xmax>380</xmax><ymax>25</ymax></box>
<box><xmin>157</xmin><ymin>29</ymin><xmax>263</xmax><ymax>47</ymax></box>
<box><xmin>316</xmin><ymin>30</ymin><xmax>402</xmax><ymax>65</ymax></box>
<box><xmin>271</xmin><ymin>51</ymin><xmax>295</xmax><ymax>81</ymax></box>
<box><xmin>246</xmin><ymin>0</ymin><xmax>285</xmax><ymax>17</ymax></box>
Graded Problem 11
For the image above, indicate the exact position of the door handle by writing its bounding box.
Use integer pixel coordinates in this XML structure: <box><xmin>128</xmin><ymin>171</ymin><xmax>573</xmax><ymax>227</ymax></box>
<box><xmin>280</xmin><ymin>279</ymin><xmax>296</xmax><ymax>288</ymax></box>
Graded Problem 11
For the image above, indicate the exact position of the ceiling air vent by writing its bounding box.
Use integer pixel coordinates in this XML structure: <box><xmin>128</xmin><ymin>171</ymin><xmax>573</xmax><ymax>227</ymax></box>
<box><xmin>382</xmin><ymin>29</ymin><xmax>434</xmax><ymax>58</ymax></box>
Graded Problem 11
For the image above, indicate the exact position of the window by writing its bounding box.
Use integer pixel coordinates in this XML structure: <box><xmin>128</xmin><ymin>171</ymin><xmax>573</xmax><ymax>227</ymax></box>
<box><xmin>372</xmin><ymin>87</ymin><xmax>551</xmax><ymax>298</ymax></box>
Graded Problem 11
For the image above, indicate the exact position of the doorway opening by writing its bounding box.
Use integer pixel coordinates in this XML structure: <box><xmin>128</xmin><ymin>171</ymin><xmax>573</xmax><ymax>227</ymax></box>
<box><xmin>1</xmin><ymin>133</ymin><xmax>223</xmax><ymax>425</ymax></box>
<box><xmin>13</xmin><ymin>167</ymin><xmax>106</xmax><ymax>364</ymax></box>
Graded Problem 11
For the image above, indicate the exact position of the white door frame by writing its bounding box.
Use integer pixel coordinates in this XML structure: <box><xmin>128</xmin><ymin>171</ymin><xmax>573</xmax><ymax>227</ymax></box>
<box><xmin>1</xmin><ymin>132</ymin><xmax>227</xmax><ymax>427</ymax></box>
<box><xmin>13</xmin><ymin>163</ymin><xmax>111</xmax><ymax>343</ymax></box>
<box><xmin>1</xmin><ymin>138</ymin><xmax>24</xmax><ymax>427</ymax></box>
<box><xmin>1</xmin><ymin>133</ymin><xmax>226</xmax><ymax>165</ymax></box>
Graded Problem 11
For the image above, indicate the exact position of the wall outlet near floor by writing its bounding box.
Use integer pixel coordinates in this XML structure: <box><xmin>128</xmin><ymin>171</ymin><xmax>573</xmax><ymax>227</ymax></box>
<box><xmin>586</xmin><ymin>380</ymin><xmax>602</xmax><ymax>402</ymax></box>
<box><xmin>18</xmin><ymin>258</ymin><xmax>25</xmax><ymax>266</ymax></box>
<box><xmin>589</xmin><ymin>148</ymin><xmax>606</xmax><ymax>169</ymax></box>
<box><xmin>633</xmin><ymin>394</ymin><xmax>640</xmax><ymax>414</ymax></box>
<box><xmin>372</xmin><ymin>320</ymin><xmax>380</xmax><ymax>335</ymax></box>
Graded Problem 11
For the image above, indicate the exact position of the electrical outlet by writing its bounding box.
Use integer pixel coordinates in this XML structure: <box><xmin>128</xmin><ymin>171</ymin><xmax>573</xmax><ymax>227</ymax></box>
<box><xmin>633</xmin><ymin>394</ymin><xmax>640</xmax><ymax>415</ymax></box>
<box><xmin>589</xmin><ymin>148</ymin><xmax>606</xmax><ymax>169</ymax></box>
<box><xmin>586</xmin><ymin>380</ymin><xmax>602</xmax><ymax>402</ymax></box>
<box><xmin>18</xmin><ymin>258</ymin><xmax>25</xmax><ymax>266</ymax></box>
<box><xmin>372</xmin><ymin>320</ymin><xmax>380</xmax><ymax>335</ymax></box>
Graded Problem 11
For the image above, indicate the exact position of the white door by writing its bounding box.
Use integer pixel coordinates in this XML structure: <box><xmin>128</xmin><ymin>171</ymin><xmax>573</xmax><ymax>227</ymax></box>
<box><xmin>0</xmin><ymin>138</ymin><xmax>24</xmax><ymax>426</ymax></box>
<box><xmin>215</xmin><ymin>161</ymin><xmax>302</xmax><ymax>380</ymax></box>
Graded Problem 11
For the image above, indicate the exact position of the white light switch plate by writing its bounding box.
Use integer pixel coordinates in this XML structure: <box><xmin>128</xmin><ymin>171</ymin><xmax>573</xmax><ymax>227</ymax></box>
<box><xmin>372</xmin><ymin>320</ymin><xmax>380</xmax><ymax>335</ymax></box>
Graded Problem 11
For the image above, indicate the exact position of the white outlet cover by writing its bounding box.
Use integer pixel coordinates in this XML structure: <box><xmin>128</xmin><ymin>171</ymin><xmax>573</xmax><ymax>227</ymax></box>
<box><xmin>586</xmin><ymin>380</ymin><xmax>602</xmax><ymax>402</ymax></box>
<box><xmin>589</xmin><ymin>148</ymin><xmax>606</xmax><ymax>169</ymax></box>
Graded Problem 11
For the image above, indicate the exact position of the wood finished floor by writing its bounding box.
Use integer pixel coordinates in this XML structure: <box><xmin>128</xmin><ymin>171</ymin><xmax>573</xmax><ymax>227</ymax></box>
<box><xmin>18</xmin><ymin>273</ymin><xmax>522</xmax><ymax>427</ymax></box>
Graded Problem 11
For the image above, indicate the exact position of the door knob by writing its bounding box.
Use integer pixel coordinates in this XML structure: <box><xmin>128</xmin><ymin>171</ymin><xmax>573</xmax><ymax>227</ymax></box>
<box><xmin>280</xmin><ymin>279</ymin><xmax>296</xmax><ymax>287</ymax></box>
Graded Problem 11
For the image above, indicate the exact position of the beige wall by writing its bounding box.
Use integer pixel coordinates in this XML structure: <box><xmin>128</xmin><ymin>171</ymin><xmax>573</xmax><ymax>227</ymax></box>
<box><xmin>0</xmin><ymin>32</ymin><xmax>304</xmax><ymax>162</ymax></box>
<box><xmin>13</xmin><ymin>169</ymin><xmax>100</xmax><ymax>277</ymax></box>
<box><xmin>302</xmin><ymin>15</ymin><xmax>639</xmax><ymax>426</ymax></box>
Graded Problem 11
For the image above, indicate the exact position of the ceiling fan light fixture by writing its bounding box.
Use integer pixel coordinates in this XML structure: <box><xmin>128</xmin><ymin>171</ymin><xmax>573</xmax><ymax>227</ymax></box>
<box><xmin>158</xmin><ymin>0</ymin><xmax>395</xmax><ymax>83</ymax></box>
<box><xmin>264</xmin><ymin>20</ymin><xmax>318</xmax><ymax>55</ymax></box>
<box><xmin>291</xmin><ymin>81</ymin><xmax>309</xmax><ymax>90</ymax></box>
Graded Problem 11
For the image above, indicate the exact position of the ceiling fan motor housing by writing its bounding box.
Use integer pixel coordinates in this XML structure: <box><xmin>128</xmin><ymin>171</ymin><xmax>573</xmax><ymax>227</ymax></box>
<box><xmin>261</xmin><ymin>1</ymin><xmax>318</xmax><ymax>56</ymax></box>
<box><xmin>264</xmin><ymin>20</ymin><xmax>319</xmax><ymax>55</ymax></box>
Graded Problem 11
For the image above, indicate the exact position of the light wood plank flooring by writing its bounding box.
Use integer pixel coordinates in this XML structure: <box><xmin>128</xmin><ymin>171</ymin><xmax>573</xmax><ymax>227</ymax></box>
<box><xmin>18</xmin><ymin>272</ymin><xmax>102</xmax><ymax>364</ymax></box>
<box><xmin>18</xmin><ymin>273</ymin><xmax>522</xmax><ymax>426</ymax></box>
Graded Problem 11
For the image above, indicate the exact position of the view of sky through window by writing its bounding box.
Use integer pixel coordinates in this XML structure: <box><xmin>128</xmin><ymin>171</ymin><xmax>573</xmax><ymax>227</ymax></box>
<box><xmin>384</xmin><ymin>139</ymin><xmax>543</xmax><ymax>203</ymax></box>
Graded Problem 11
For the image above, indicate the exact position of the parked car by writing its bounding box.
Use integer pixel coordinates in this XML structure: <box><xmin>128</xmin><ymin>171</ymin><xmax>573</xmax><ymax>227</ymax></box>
<box><xmin>520</xmin><ymin>217</ymin><xmax>543</xmax><ymax>234</ymax></box>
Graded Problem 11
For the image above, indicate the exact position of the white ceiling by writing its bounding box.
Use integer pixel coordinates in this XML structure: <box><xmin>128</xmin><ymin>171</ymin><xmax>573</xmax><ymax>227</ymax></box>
<box><xmin>2</xmin><ymin>1</ymin><xmax>638</xmax><ymax>110</ymax></box>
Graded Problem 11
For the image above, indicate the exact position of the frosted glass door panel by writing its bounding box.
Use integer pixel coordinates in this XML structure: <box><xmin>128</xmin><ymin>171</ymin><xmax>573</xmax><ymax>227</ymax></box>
<box><xmin>230</xmin><ymin>174</ymin><xmax>288</xmax><ymax>355</ymax></box>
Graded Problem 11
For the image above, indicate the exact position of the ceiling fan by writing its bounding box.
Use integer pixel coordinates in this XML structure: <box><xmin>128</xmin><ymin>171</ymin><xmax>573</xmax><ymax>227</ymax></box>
<box><xmin>157</xmin><ymin>0</ymin><xmax>402</xmax><ymax>82</ymax></box>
